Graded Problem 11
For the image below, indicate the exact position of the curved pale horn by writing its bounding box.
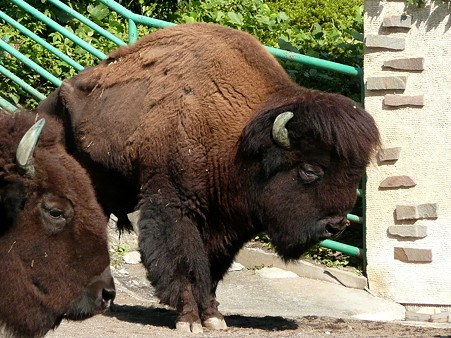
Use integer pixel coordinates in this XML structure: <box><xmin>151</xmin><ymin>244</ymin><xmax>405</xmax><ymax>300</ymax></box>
<box><xmin>16</xmin><ymin>118</ymin><xmax>46</xmax><ymax>178</ymax></box>
<box><xmin>272</xmin><ymin>111</ymin><xmax>293</xmax><ymax>149</ymax></box>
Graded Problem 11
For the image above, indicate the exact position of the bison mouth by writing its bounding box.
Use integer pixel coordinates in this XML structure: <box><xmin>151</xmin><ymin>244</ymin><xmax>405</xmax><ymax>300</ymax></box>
<box><xmin>268</xmin><ymin>216</ymin><xmax>350</xmax><ymax>261</ymax></box>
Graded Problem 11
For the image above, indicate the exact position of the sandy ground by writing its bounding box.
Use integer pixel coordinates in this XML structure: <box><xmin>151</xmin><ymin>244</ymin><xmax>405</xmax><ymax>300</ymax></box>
<box><xmin>46</xmin><ymin>261</ymin><xmax>451</xmax><ymax>338</ymax></box>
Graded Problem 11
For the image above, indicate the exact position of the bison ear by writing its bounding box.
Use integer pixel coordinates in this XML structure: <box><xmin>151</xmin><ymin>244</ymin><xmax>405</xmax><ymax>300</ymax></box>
<box><xmin>237</xmin><ymin>109</ymin><xmax>290</xmax><ymax>179</ymax></box>
<box><xmin>0</xmin><ymin>181</ymin><xmax>26</xmax><ymax>235</ymax></box>
<box><xmin>16</xmin><ymin>119</ymin><xmax>45</xmax><ymax>178</ymax></box>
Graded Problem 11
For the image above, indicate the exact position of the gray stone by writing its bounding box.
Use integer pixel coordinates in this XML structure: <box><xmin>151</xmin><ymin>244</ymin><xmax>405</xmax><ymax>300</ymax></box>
<box><xmin>417</xmin><ymin>203</ymin><xmax>438</xmax><ymax>219</ymax></box>
<box><xmin>384</xmin><ymin>94</ymin><xmax>424</xmax><ymax>107</ymax></box>
<box><xmin>383</xmin><ymin>57</ymin><xmax>425</xmax><ymax>71</ymax></box>
<box><xmin>406</xmin><ymin>310</ymin><xmax>449</xmax><ymax>323</ymax></box>
<box><xmin>367</xmin><ymin>76</ymin><xmax>407</xmax><ymax>90</ymax></box>
<box><xmin>324</xmin><ymin>268</ymin><xmax>368</xmax><ymax>289</ymax></box>
<box><xmin>388</xmin><ymin>225</ymin><xmax>427</xmax><ymax>238</ymax></box>
<box><xmin>377</xmin><ymin>147</ymin><xmax>401</xmax><ymax>162</ymax></box>
<box><xmin>365</xmin><ymin>35</ymin><xmax>406</xmax><ymax>50</ymax></box>
<box><xmin>383</xmin><ymin>14</ymin><xmax>412</xmax><ymax>28</ymax></box>
<box><xmin>257</xmin><ymin>267</ymin><xmax>299</xmax><ymax>279</ymax></box>
<box><xmin>395</xmin><ymin>205</ymin><xmax>418</xmax><ymax>220</ymax></box>
<box><xmin>394</xmin><ymin>247</ymin><xmax>432</xmax><ymax>262</ymax></box>
<box><xmin>123</xmin><ymin>251</ymin><xmax>141</xmax><ymax>264</ymax></box>
<box><xmin>379</xmin><ymin>175</ymin><xmax>416</xmax><ymax>188</ymax></box>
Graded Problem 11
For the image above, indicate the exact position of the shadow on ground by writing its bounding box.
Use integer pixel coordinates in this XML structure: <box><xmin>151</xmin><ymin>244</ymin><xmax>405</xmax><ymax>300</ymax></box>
<box><xmin>106</xmin><ymin>304</ymin><xmax>298</xmax><ymax>332</ymax></box>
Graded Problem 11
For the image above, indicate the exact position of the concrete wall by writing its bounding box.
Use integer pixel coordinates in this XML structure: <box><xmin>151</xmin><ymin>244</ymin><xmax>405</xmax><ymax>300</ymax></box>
<box><xmin>364</xmin><ymin>0</ymin><xmax>451</xmax><ymax>305</ymax></box>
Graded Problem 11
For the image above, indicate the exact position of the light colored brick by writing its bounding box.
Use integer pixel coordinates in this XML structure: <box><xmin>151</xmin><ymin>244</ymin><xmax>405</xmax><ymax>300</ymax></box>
<box><xmin>417</xmin><ymin>203</ymin><xmax>438</xmax><ymax>219</ymax></box>
<box><xmin>379</xmin><ymin>176</ymin><xmax>416</xmax><ymax>188</ymax></box>
<box><xmin>395</xmin><ymin>205</ymin><xmax>418</xmax><ymax>220</ymax></box>
<box><xmin>394</xmin><ymin>247</ymin><xmax>432</xmax><ymax>263</ymax></box>
<box><xmin>384</xmin><ymin>94</ymin><xmax>424</xmax><ymax>107</ymax></box>
<box><xmin>383</xmin><ymin>57</ymin><xmax>425</xmax><ymax>71</ymax></box>
<box><xmin>365</xmin><ymin>35</ymin><xmax>406</xmax><ymax>50</ymax></box>
<box><xmin>377</xmin><ymin>147</ymin><xmax>401</xmax><ymax>162</ymax></box>
<box><xmin>383</xmin><ymin>15</ymin><xmax>412</xmax><ymax>28</ymax></box>
<box><xmin>367</xmin><ymin>76</ymin><xmax>407</xmax><ymax>90</ymax></box>
<box><xmin>388</xmin><ymin>225</ymin><xmax>427</xmax><ymax>238</ymax></box>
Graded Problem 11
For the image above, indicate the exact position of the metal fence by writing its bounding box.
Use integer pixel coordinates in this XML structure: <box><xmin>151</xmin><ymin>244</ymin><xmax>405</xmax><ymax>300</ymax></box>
<box><xmin>0</xmin><ymin>0</ymin><xmax>365</xmax><ymax>258</ymax></box>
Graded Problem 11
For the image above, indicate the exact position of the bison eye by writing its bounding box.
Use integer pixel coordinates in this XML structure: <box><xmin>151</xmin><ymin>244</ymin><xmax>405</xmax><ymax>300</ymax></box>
<box><xmin>48</xmin><ymin>208</ymin><xmax>64</xmax><ymax>219</ymax></box>
<box><xmin>298</xmin><ymin>164</ymin><xmax>324</xmax><ymax>184</ymax></box>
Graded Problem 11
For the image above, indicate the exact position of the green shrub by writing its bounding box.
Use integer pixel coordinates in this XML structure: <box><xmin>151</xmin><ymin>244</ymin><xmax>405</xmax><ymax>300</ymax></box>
<box><xmin>1</xmin><ymin>0</ymin><xmax>364</xmax><ymax>107</ymax></box>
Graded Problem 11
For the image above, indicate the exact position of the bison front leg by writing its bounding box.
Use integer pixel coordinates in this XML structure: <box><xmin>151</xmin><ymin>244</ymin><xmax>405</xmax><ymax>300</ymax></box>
<box><xmin>201</xmin><ymin>288</ymin><xmax>228</xmax><ymax>330</ymax></box>
<box><xmin>137</xmin><ymin>195</ymin><xmax>212</xmax><ymax>333</ymax></box>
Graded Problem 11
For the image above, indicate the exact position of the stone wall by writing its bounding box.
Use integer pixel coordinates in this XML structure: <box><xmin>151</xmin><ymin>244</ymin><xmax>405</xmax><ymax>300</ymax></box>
<box><xmin>364</xmin><ymin>0</ymin><xmax>451</xmax><ymax>306</ymax></box>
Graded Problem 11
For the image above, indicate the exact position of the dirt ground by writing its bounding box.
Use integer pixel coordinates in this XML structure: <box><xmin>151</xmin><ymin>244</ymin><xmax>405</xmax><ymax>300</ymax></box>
<box><xmin>46</xmin><ymin>263</ymin><xmax>451</xmax><ymax>338</ymax></box>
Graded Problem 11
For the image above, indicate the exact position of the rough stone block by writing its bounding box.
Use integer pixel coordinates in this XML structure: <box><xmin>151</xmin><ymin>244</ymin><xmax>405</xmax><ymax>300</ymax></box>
<box><xmin>365</xmin><ymin>35</ymin><xmax>406</xmax><ymax>50</ymax></box>
<box><xmin>396</xmin><ymin>205</ymin><xmax>418</xmax><ymax>220</ymax></box>
<box><xmin>379</xmin><ymin>176</ymin><xmax>416</xmax><ymax>188</ymax></box>
<box><xmin>384</xmin><ymin>94</ymin><xmax>424</xmax><ymax>107</ymax></box>
<box><xmin>395</xmin><ymin>204</ymin><xmax>438</xmax><ymax>220</ymax></box>
<box><xmin>406</xmin><ymin>310</ymin><xmax>449</xmax><ymax>323</ymax></box>
<box><xmin>383</xmin><ymin>15</ymin><xmax>412</xmax><ymax>28</ymax></box>
<box><xmin>417</xmin><ymin>203</ymin><xmax>438</xmax><ymax>219</ymax></box>
<box><xmin>383</xmin><ymin>57</ymin><xmax>425</xmax><ymax>71</ymax></box>
<box><xmin>377</xmin><ymin>147</ymin><xmax>401</xmax><ymax>162</ymax></box>
<box><xmin>388</xmin><ymin>225</ymin><xmax>427</xmax><ymax>238</ymax></box>
<box><xmin>394</xmin><ymin>247</ymin><xmax>432</xmax><ymax>262</ymax></box>
<box><xmin>367</xmin><ymin>76</ymin><xmax>407</xmax><ymax>90</ymax></box>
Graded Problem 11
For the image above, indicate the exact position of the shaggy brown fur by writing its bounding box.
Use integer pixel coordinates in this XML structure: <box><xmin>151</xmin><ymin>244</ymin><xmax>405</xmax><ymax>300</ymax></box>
<box><xmin>38</xmin><ymin>23</ymin><xmax>380</xmax><ymax>332</ymax></box>
<box><xmin>0</xmin><ymin>112</ymin><xmax>115</xmax><ymax>337</ymax></box>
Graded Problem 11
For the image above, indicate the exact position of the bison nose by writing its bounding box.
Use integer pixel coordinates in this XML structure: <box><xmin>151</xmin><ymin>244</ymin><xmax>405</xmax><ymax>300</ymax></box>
<box><xmin>324</xmin><ymin>216</ymin><xmax>350</xmax><ymax>238</ymax></box>
<box><xmin>102</xmin><ymin>287</ymin><xmax>116</xmax><ymax>303</ymax></box>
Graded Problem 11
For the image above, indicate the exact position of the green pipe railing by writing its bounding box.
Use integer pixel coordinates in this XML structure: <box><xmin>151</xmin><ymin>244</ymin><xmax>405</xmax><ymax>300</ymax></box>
<box><xmin>0</xmin><ymin>64</ymin><xmax>47</xmax><ymax>101</ymax></box>
<box><xmin>0</xmin><ymin>10</ymin><xmax>84</xmax><ymax>72</ymax></box>
<box><xmin>0</xmin><ymin>39</ymin><xmax>62</xmax><ymax>86</ymax></box>
<box><xmin>48</xmin><ymin>0</ymin><xmax>127</xmax><ymax>47</ymax></box>
<box><xmin>0</xmin><ymin>0</ymin><xmax>367</xmax><ymax>258</ymax></box>
<box><xmin>0</xmin><ymin>94</ymin><xmax>19</xmax><ymax>113</ymax></box>
<box><xmin>10</xmin><ymin>0</ymin><xmax>107</xmax><ymax>60</ymax></box>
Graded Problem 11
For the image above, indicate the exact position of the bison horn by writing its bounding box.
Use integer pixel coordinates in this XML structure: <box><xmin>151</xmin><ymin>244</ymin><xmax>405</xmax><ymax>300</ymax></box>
<box><xmin>16</xmin><ymin>118</ymin><xmax>46</xmax><ymax>178</ymax></box>
<box><xmin>272</xmin><ymin>111</ymin><xmax>293</xmax><ymax>149</ymax></box>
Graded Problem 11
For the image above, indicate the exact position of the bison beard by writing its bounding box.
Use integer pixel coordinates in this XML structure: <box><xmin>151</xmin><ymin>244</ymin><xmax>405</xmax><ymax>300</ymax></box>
<box><xmin>37</xmin><ymin>23</ymin><xmax>380</xmax><ymax>333</ymax></box>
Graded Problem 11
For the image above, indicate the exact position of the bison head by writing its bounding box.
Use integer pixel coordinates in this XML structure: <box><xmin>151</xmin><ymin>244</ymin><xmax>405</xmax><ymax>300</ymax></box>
<box><xmin>236</xmin><ymin>89</ymin><xmax>380</xmax><ymax>260</ymax></box>
<box><xmin>0</xmin><ymin>113</ymin><xmax>115</xmax><ymax>337</ymax></box>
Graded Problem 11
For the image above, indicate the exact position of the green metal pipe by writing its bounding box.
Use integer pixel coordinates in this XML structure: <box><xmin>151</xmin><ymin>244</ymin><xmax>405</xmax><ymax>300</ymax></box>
<box><xmin>98</xmin><ymin>0</ymin><xmax>360</xmax><ymax>77</ymax></box>
<box><xmin>0</xmin><ymin>10</ymin><xmax>84</xmax><ymax>72</ymax></box>
<box><xmin>0</xmin><ymin>64</ymin><xmax>47</xmax><ymax>100</ymax></box>
<box><xmin>319</xmin><ymin>239</ymin><xmax>364</xmax><ymax>258</ymax></box>
<box><xmin>0</xmin><ymin>95</ymin><xmax>19</xmax><ymax>113</ymax></box>
<box><xmin>0</xmin><ymin>40</ymin><xmax>62</xmax><ymax>87</ymax></box>
<box><xmin>346</xmin><ymin>213</ymin><xmax>363</xmax><ymax>224</ymax></box>
<box><xmin>265</xmin><ymin>46</ymin><xmax>363</xmax><ymax>77</ymax></box>
<box><xmin>99</xmin><ymin>0</ymin><xmax>177</xmax><ymax>29</ymax></box>
<box><xmin>128</xmin><ymin>18</ymin><xmax>138</xmax><ymax>44</ymax></box>
<box><xmin>48</xmin><ymin>0</ymin><xmax>127</xmax><ymax>47</ymax></box>
<box><xmin>10</xmin><ymin>0</ymin><xmax>107</xmax><ymax>60</ymax></box>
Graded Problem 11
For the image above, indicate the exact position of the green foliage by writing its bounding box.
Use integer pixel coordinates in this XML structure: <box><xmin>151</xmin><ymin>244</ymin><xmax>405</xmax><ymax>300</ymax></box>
<box><xmin>1</xmin><ymin>0</ymin><xmax>364</xmax><ymax>106</ymax></box>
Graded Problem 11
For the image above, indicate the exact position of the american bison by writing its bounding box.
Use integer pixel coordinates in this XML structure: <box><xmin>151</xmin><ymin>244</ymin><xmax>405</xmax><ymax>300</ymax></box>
<box><xmin>38</xmin><ymin>23</ymin><xmax>380</xmax><ymax>333</ymax></box>
<box><xmin>0</xmin><ymin>111</ymin><xmax>115</xmax><ymax>337</ymax></box>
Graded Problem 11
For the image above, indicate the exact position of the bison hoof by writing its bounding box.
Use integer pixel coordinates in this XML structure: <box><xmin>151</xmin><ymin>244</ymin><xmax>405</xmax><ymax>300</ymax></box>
<box><xmin>203</xmin><ymin>317</ymin><xmax>228</xmax><ymax>330</ymax></box>
<box><xmin>176</xmin><ymin>321</ymin><xmax>203</xmax><ymax>333</ymax></box>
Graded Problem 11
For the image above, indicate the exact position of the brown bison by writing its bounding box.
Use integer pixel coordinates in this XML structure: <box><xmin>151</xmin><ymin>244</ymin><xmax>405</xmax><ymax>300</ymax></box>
<box><xmin>0</xmin><ymin>111</ymin><xmax>115</xmax><ymax>337</ymax></box>
<box><xmin>38</xmin><ymin>23</ymin><xmax>380</xmax><ymax>333</ymax></box>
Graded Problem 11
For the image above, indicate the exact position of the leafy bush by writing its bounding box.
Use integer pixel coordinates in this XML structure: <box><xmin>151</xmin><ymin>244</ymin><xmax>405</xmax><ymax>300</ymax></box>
<box><xmin>1</xmin><ymin>0</ymin><xmax>364</xmax><ymax>105</ymax></box>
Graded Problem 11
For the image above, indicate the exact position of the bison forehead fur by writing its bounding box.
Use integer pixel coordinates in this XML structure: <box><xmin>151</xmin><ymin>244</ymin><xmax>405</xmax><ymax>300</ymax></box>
<box><xmin>38</xmin><ymin>23</ymin><xmax>380</xmax><ymax>332</ymax></box>
<box><xmin>0</xmin><ymin>112</ymin><xmax>114</xmax><ymax>337</ymax></box>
